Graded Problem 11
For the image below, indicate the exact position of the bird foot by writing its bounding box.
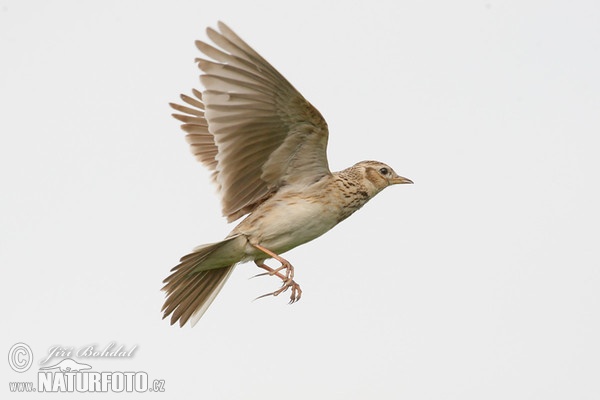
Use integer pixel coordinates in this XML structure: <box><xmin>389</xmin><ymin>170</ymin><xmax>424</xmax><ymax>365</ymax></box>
<box><xmin>254</xmin><ymin>278</ymin><xmax>302</xmax><ymax>304</ymax></box>
<box><xmin>254</xmin><ymin>260</ymin><xmax>302</xmax><ymax>303</ymax></box>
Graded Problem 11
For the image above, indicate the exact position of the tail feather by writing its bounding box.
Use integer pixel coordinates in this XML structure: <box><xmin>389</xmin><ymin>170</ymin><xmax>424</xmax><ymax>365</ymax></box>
<box><xmin>187</xmin><ymin>266</ymin><xmax>235</xmax><ymax>326</ymax></box>
<box><xmin>169</xmin><ymin>267</ymin><xmax>234</xmax><ymax>326</ymax></box>
<box><xmin>162</xmin><ymin>235</ymin><xmax>245</xmax><ymax>326</ymax></box>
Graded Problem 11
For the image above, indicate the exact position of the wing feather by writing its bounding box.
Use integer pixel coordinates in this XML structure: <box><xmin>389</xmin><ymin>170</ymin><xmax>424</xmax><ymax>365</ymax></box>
<box><xmin>171</xmin><ymin>22</ymin><xmax>330</xmax><ymax>222</ymax></box>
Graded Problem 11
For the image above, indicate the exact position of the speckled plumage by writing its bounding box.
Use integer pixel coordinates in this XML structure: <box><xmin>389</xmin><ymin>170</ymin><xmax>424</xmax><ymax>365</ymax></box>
<box><xmin>162</xmin><ymin>23</ymin><xmax>412</xmax><ymax>327</ymax></box>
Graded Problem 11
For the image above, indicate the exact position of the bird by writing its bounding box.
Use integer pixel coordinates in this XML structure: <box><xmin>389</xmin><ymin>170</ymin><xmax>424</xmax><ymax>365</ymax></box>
<box><xmin>162</xmin><ymin>22</ymin><xmax>413</xmax><ymax>327</ymax></box>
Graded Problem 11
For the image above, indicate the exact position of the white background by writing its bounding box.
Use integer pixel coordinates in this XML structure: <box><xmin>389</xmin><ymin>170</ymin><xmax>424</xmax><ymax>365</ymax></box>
<box><xmin>2</xmin><ymin>1</ymin><xmax>599</xmax><ymax>399</ymax></box>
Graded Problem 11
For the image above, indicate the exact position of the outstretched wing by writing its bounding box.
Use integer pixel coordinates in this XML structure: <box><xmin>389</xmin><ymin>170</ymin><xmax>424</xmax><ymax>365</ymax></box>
<box><xmin>170</xmin><ymin>22</ymin><xmax>330</xmax><ymax>222</ymax></box>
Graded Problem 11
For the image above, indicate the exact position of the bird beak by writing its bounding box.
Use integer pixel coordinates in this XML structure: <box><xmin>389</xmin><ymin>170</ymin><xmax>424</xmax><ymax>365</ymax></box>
<box><xmin>390</xmin><ymin>175</ymin><xmax>413</xmax><ymax>185</ymax></box>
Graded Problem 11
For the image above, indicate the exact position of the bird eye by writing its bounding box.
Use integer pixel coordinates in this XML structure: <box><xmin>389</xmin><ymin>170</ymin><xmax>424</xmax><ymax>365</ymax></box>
<box><xmin>379</xmin><ymin>167</ymin><xmax>389</xmax><ymax>175</ymax></box>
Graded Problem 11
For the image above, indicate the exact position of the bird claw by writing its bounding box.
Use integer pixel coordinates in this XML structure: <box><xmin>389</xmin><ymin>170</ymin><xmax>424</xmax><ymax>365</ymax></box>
<box><xmin>253</xmin><ymin>249</ymin><xmax>301</xmax><ymax>305</ymax></box>
<box><xmin>249</xmin><ymin>272</ymin><xmax>270</xmax><ymax>279</ymax></box>
<box><xmin>254</xmin><ymin>278</ymin><xmax>302</xmax><ymax>303</ymax></box>
<box><xmin>287</xmin><ymin>281</ymin><xmax>302</xmax><ymax>304</ymax></box>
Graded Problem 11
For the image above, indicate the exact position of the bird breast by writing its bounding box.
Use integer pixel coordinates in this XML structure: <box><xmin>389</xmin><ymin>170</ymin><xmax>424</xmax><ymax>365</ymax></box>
<box><xmin>232</xmin><ymin>186</ymin><xmax>344</xmax><ymax>256</ymax></box>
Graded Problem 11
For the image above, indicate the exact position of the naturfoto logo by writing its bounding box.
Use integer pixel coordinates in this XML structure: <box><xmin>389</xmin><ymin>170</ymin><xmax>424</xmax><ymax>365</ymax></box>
<box><xmin>7</xmin><ymin>342</ymin><xmax>165</xmax><ymax>394</ymax></box>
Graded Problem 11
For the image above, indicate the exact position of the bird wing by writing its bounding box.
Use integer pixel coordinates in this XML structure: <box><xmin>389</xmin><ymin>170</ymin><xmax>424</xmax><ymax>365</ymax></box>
<box><xmin>170</xmin><ymin>22</ymin><xmax>331</xmax><ymax>222</ymax></box>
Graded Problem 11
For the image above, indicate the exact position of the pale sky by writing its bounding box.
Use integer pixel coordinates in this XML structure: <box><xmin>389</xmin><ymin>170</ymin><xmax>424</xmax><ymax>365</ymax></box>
<box><xmin>2</xmin><ymin>1</ymin><xmax>599</xmax><ymax>399</ymax></box>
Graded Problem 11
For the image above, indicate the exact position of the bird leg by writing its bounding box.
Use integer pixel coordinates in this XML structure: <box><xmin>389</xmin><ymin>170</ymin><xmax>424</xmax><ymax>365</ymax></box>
<box><xmin>252</xmin><ymin>244</ymin><xmax>295</xmax><ymax>280</ymax></box>
<box><xmin>252</xmin><ymin>244</ymin><xmax>302</xmax><ymax>303</ymax></box>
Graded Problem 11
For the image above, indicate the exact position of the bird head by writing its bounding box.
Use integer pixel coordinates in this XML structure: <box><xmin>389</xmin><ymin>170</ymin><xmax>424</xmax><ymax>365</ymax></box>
<box><xmin>355</xmin><ymin>160</ymin><xmax>413</xmax><ymax>194</ymax></box>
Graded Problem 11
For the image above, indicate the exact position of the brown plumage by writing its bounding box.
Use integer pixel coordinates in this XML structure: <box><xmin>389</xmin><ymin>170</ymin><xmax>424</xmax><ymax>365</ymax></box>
<box><xmin>163</xmin><ymin>22</ymin><xmax>412</xmax><ymax>327</ymax></box>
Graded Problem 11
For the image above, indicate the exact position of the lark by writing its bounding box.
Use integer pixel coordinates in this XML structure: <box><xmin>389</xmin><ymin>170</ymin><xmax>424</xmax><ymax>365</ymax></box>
<box><xmin>162</xmin><ymin>22</ymin><xmax>413</xmax><ymax>326</ymax></box>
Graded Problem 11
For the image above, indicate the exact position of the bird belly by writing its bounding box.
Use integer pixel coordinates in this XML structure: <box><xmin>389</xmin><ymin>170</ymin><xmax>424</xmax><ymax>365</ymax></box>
<box><xmin>235</xmin><ymin>196</ymin><xmax>340</xmax><ymax>257</ymax></box>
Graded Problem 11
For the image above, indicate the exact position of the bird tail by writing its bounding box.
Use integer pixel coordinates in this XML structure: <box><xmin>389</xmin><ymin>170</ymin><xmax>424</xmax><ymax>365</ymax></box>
<box><xmin>161</xmin><ymin>235</ymin><xmax>246</xmax><ymax>327</ymax></box>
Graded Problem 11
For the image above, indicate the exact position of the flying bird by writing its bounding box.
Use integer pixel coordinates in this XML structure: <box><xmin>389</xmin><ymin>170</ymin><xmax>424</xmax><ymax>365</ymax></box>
<box><xmin>163</xmin><ymin>22</ymin><xmax>413</xmax><ymax>326</ymax></box>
